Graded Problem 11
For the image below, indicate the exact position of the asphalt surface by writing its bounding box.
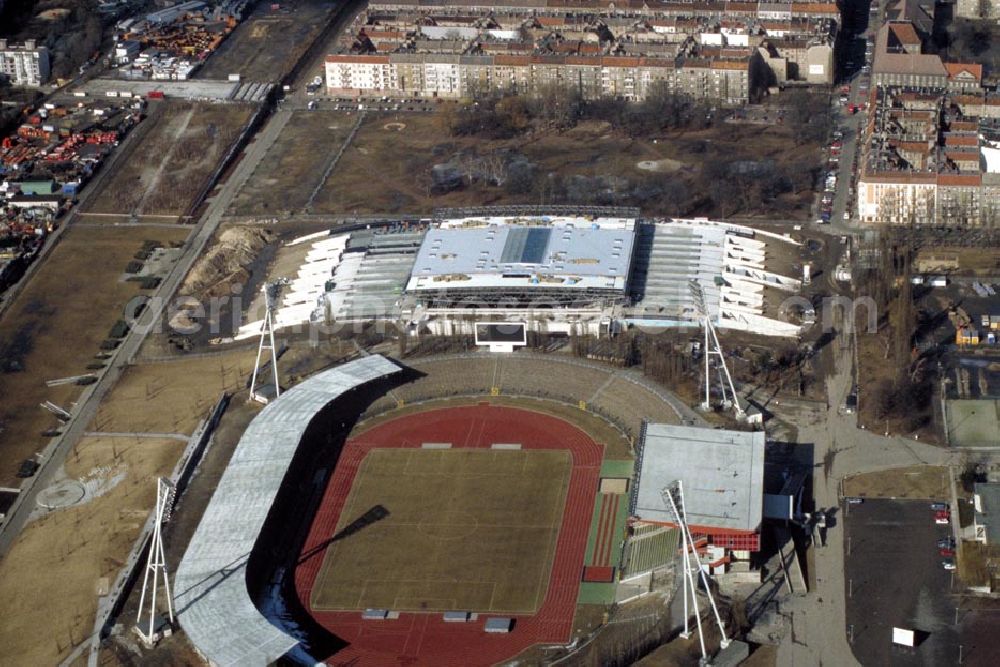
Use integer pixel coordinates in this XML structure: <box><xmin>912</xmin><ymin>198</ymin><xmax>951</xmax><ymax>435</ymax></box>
<box><xmin>844</xmin><ymin>499</ymin><xmax>960</xmax><ymax>667</ymax></box>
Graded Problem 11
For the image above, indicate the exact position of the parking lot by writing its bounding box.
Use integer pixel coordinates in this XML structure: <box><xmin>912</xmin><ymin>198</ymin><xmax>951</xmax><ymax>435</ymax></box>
<box><xmin>844</xmin><ymin>499</ymin><xmax>962</xmax><ymax>665</ymax></box>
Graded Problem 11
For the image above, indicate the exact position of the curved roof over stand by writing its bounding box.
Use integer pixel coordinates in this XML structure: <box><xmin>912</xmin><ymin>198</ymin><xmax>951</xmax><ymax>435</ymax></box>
<box><xmin>175</xmin><ymin>355</ymin><xmax>400</xmax><ymax>666</ymax></box>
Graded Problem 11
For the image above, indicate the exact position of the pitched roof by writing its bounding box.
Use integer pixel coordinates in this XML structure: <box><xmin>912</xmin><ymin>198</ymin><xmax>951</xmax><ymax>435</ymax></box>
<box><xmin>945</xmin><ymin>62</ymin><xmax>983</xmax><ymax>82</ymax></box>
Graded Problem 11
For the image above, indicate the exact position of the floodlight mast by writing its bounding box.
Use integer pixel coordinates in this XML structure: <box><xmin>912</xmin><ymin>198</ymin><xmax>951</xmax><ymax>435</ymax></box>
<box><xmin>250</xmin><ymin>282</ymin><xmax>281</xmax><ymax>402</ymax></box>
<box><xmin>688</xmin><ymin>280</ymin><xmax>745</xmax><ymax>420</ymax></box>
<box><xmin>662</xmin><ymin>481</ymin><xmax>731</xmax><ymax>665</ymax></box>
<box><xmin>137</xmin><ymin>478</ymin><xmax>175</xmax><ymax>642</ymax></box>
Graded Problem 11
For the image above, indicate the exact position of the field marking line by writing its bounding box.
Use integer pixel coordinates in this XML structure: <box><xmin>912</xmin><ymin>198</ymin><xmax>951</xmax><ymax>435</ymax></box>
<box><xmin>587</xmin><ymin>372</ymin><xmax>620</xmax><ymax>405</ymax></box>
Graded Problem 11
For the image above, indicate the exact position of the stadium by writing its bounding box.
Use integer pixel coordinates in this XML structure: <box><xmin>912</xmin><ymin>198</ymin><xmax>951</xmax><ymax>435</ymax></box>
<box><xmin>235</xmin><ymin>211</ymin><xmax>806</xmax><ymax>343</ymax></box>
<box><xmin>172</xmin><ymin>342</ymin><xmax>773</xmax><ymax>665</ymax></box>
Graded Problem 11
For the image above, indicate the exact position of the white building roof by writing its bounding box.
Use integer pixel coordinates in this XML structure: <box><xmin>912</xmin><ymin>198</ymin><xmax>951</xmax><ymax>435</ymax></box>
<box><xmin>405</xmin><ymin>218</ymin><xmax>636</xmax><ymax>293</ymax></box>
<box><xmin>174</xmin><ymin>356</ymin><xmax>400</xmax><ymax>667</ymax></box>
<box><xmin>632</xmin><ymin>423</ymin><xmax>765</xmax><ymax>532</ymax></box>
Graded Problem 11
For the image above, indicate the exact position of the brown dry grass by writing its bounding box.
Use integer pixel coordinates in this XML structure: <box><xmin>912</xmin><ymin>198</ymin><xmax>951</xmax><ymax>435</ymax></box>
<box><xmin>842</xmin><ymin>465</ymin><xmax>950</xmax><ymax>500</ymax></box>
<box><xmin>228</xmin><ymin>111</ymin><xmax>354</xmax><ymax>216</ymax></box>
<box><xmin>311</xmin><ymin>448</ymin><xmax>571</xmax><ymax>613</ymax></box>
<box><xmin>0</xmin><ymin>225</ymin><xmax>190</xmax><ymax>486</ymax></box>
<box><xmin>90</xmin><ymin>349</ymin><xmax>258</xmax><ymax>435</ymax></box>
<box><xmin>84</xmin><ymin>101</ymin><xmax>254</xmax><ymax>217</ymax></box>
<box><xmin>308</xmin><ymin>111</ymin><xmax>821</xmax><ymax>217</ymax></box>
<box><xmin>958</xmin><ymin>540</ymin><xmax>1000</xmax><ymax>588</ymax></box>
<box><xmin>0</xmin><ymin>436</ymin><xmax>184</xmax><ymax>665</ymax></box>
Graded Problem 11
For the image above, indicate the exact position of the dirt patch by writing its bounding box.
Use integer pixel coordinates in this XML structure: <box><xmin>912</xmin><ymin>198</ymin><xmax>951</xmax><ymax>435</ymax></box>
<box><xmin>843</xmin><ymin>465</ymin><xmax>951</xmax><ymax>500</ymax></box>
<box><xmin>84</xmin><ymin>101</ymin><xmax>254</xmax><ymax>217</ymax></box>
<box><xmin>227</xmin><ymin>111</ymin><xmax>355</xmax><ymax>216</ymax></box>
<box><xmin>90</xmin><ymin>349</ymin><xmax>258</xmax><ymax>435</ymax></box>
<box><xmin>0</xmin><ymin>225</ymin><xmax>190</xmax><ymax>486</ymax></box>
<box><xmin>180</xmin><ymin>226</ymin><xmax>275</xmax><ymax>300</ymax></box>
<box><xmin>197</xmin><ymin>2</ymin><xmax>335</xmax><ymax>82</ymax></box>
<box><xmin>0</xmin><ymin>436</ymin><xmax>184</xmax><ymax>665</ymax></box>
<box><xmin>636</xmin><ymin>158</ymin><xmax>684</xmax><ymax>173</ymax></box>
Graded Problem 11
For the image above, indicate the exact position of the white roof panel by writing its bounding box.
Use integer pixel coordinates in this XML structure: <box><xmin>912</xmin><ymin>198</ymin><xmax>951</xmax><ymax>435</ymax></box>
<box><xmin>633</xmin><ymin>423</ymin><xmax>765</xmax><ymax>532</ymax></box>
<box><xmin>175</xmin><ymin>356</ymin><xmax>400</xmax><ymax>667</ymax></box>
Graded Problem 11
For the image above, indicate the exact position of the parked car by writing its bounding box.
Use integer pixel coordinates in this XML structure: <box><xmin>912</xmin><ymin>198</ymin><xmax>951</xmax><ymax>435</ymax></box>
<box><xmin>940</xmin><ymin>547</ymin><xmax>955</xmax><ymax>557</ymax></box>
<box><xmin>931</xmin><ymin>502</ymin><xmax>949</xmax><ymax>511</ymax></box>
<box><xmin>938</xmin><ymin>537</ymin><xmax>956</xmax><ymax>549</ymax></box>
<box><xmin>935</xmin><ymin>514</ymin><xmax>951</xmax><ymax>525</ymax></box>
<box><xmin>846</xmin><ymin>497</ymin><xmax>865</xmax><ymax>505</ymax></box>
<box><xmin>942</xmin><ymin>559</ymin><xmax>956</xmax><ymax>570</ymax></box>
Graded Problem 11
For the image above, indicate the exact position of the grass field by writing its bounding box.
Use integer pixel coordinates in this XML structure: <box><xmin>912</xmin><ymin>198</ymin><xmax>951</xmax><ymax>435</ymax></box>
<box><xmin>311</xmin><ymin>448</ymin><xmax>571</xmax><ymax>613</ymax></box>
<box><xmin>83</xmin><ymin>101</ymin><xmax>254</xmax><ymax>217</ymax></box>
<box><xmin>843</xmin><ymin>465</ymin><xmax>951</xmax><ymax>500</ymax></box>
<box><xmin>0</xmin><ymin>225</ymin><xmax>190</xmax><ymax>485</ymax></box>
<box><xmin>227</xmin><ymin>111</ymin><xmax>354</xmax><ymax>216</ymax></box>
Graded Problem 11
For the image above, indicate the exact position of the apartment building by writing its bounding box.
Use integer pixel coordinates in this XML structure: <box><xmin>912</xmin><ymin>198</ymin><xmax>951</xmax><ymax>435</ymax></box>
<box><xmin>326</xmin><ymin>52</ymin><xmax>758</xmax><ymax>104</ymax></box>
<box><xmin>325</xmin><ymin>0</ymin><xmax>840</xmax><ymax>102</ymax></box>
<box><xmin>857</xmin><ymin>89</ymin><xmax>1000</xmax><ymax>226</ymax></box>
<box><xmin>0</xmin><ymin>39</ymin><xmax>51</xmax><ymax>87</ymax></box>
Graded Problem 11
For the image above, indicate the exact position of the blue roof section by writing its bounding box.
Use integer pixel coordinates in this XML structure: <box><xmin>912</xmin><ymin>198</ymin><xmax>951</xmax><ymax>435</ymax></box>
<box><xmin>407</xmin><ymin>219</ymin><xmax>637</xmax><ymax>293</ymax></box>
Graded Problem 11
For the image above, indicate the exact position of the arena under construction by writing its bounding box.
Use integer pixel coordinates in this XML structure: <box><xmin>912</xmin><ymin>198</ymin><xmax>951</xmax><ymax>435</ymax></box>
<box><xmin>235</xmin><ymin>214</ymin><xmax>806</xmax><ymax>342</ymax></box>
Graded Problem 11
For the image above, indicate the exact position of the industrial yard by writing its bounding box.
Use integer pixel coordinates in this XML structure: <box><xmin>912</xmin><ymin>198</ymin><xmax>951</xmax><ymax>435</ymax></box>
<box><xmin>196</xmin><ymin>0</ymin><xmax>339</xmax><ymax>83</ymax></box>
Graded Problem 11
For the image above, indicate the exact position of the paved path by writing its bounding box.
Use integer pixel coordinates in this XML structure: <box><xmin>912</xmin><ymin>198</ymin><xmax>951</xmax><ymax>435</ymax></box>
<box><xmin>774</xmin><ymin>322</ymin><xmax>959</xmax><ymax>667</ymax></box>
<box><xmin>0</xmin><ymin>105</ymin><xmax>292</xmax><ymax>561</ymax></box>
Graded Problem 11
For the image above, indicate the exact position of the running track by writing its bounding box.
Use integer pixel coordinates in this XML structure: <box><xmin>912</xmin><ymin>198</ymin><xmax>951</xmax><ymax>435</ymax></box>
<box><xmin>294</xmin><ymin>404</ymin><xmax>603</xmax><ymax>666</ymax></box>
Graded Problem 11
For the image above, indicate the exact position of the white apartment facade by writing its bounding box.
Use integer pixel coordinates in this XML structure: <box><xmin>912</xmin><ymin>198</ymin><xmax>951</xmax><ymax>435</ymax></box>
<box><xmin>0</xmin><ymin>39</ymin><xmax>51</xmax><ymax>86</ymax></box>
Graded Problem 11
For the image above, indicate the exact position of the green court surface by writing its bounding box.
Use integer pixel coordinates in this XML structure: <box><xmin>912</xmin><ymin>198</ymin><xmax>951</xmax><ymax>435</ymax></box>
<box><xmin>600</xmin><ymin>459</ymin><xmax>635</xmax><ymax>477</ymax></box>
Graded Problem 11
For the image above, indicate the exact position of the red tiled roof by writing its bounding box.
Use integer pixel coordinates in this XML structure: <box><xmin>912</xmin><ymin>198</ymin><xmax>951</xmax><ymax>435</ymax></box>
<box><xmin>945</xmin><ymin>62</ymin><xmax>983</xmax><ymax>82</ymax></box>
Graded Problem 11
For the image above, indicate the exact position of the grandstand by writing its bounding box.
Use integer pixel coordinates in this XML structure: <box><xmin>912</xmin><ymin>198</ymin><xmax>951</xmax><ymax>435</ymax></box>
<box><xmin>268</xmin><ymin>214</ymin><xmax>809</xmax><ymax>340</ymax></box>
<box><xmin>360</xmin><ymin>353</ymin><xmax>686</xmax><ymax>439</ymax></box>
<box><xmin>627</xmin><ymin>423</ymin><xmax>766</xmax><ymax>576</ymax></box>
<box><xmin>626</xmin><ymin>218</ymin><xmax>802</xmax><ymax>336</ymax></box>
<box><xmin>174</xmin><ymin>355</ymin><xmax>400</xmax><ymax>667</ymax></box>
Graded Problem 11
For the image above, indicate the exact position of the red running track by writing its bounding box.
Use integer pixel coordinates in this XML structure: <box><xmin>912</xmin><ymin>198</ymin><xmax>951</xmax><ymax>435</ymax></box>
<box><xmin>293</xmin><ymin>404</ymin><xmax>603</xmax><ymax>667</ymax></box>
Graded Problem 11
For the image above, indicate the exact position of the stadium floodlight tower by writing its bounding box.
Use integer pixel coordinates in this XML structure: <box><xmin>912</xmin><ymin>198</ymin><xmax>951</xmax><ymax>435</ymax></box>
<box><xmin>136</xmin><ymin>477</ymin><xmax>176</xmax><ymax>647</ymax></box>
<box><xmin>689</xmin><ymin>280</ymin><xmax>744</xmax><ymax>420</ymax></box>
<box><xmin>250</xmin><ymin>281</ymin><xmax>281</xmax><ymax>404</ymax></box>
<box><xmin>662</xmin><ymin>480</ymin><xmax>730</xmax><ymax>665</ymax></box>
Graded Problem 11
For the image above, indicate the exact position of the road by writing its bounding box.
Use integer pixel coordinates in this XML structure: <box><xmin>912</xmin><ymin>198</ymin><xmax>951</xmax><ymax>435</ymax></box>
<box><xmin>0</xmin><ymin>105</ymin><xmax>293</xmax><ymax>559</ymax></box>
<box><xmin>773</xmin><ymin>317</ymin><xmax>963</xmax><ymax>666</ymax></box>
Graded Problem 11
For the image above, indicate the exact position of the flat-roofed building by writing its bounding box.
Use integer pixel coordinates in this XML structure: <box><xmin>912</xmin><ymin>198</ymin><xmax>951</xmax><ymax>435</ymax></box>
<box><xmin>405</xmin><ymin>216</ymin><xmax>636</xmax><ymax>307</ymax></box>
<box><xmin>0</xmin><ymin>39</ymin><xmax>51</xmax><ymax>86</ymax></box>
<box><xmin>629</xmin><ymin>423</ymin><xmax>765</xmax><ymax>569</ymax></box>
